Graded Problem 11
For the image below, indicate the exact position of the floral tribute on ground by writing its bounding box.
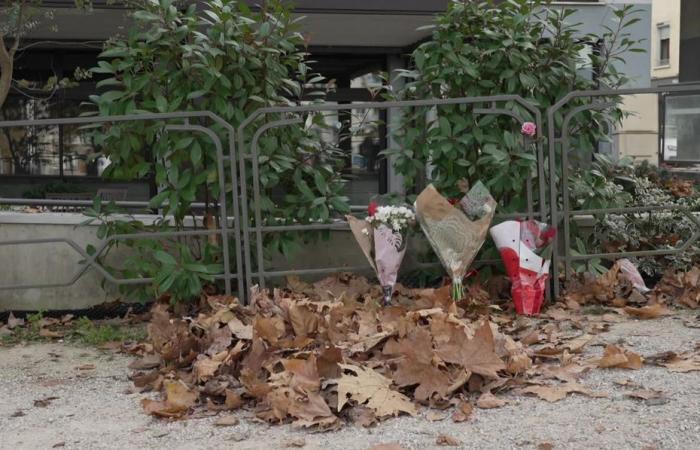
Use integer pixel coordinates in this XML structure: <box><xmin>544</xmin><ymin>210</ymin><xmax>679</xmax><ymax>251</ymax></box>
<box><xmin>490</xmin><ymin>219</ymin><xmax>555</xmax><ymax>315</ymax></box>
<box><xmin>347</xmin><ymin>203</ymin><xmax>415</xmax><ymax>305</ymax></box>
<box><xmin>415</xmin><ymin>182</ymin><xmax>496</xmax><ymax>300</ymax></box>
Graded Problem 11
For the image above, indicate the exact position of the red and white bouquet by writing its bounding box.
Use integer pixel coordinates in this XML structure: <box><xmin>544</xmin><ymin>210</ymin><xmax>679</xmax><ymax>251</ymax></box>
<box><xmin>489</xmin><ymin>219</ymin><xmax>556</xmax><ymax>315</ymax></box>
<box><xmin>347</xmin><ymin>203</ymin><xmax>415</xmax><ymax>305</ymax></box>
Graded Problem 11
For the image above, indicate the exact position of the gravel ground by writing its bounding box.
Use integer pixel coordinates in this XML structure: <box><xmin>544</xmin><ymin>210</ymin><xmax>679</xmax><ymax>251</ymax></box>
<box><xmin>1</xmin><ymin>312</ymin><xmax>699</xmax><ymax>450</ymax></box>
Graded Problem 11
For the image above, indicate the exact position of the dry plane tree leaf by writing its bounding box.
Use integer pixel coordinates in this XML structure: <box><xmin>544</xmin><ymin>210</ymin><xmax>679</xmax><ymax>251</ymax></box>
<box><xmin>623</xmin><ymin>304</ymin><xmax>671</xmax><ymax>320</ymax></box>
<box><xmin>451</xmin><ymin>400</ymin><xmax>473</xmax><ymax>422</ymax></box>
<box><xmin>436</xmin><ymin>434</ymin><xmax>461</xmax><ymax>446</ymax></box>
<box><xmin>625</xmin><ymin>389</ymin><xmax>667</xmax><ymax>401</ymax></box>
<box><xmin>142</xmin><ymin>380</ymin><xmax>198</xmax><ymax>418</ymax></box>
<box><xmin>39</xmin><ymin>328</ymin><xmax>63</xmax><ymax>338</ymax></box>
<box><xmin>427</xmin><ymin>411</ymin><xmax>448</xmax><ymax>421</ymax></box>
<box><xmin>561</xmin><ymin>334</ymin><xmax>593</xmax><ymax>353</ymax></box>
<box><xmin>285</xmin><ymin>437</ymin><xmax>306</xmax><ymax>448</ymax></box>
<box><xmin>33</xmin><ymin>396</ymin><xmax>59</xmax><ymax>407</ymax></box>
<box><xmin>214</xmin><ymin>415</ymin><xmax>240</xmax><ymax>426</ymax></box>
<box><xmin>476</xmin><ymin>392</ymin><xmax>507</xmax><ymax>409</ymax></box>
<box><xmin>337</xmin><ymin>364</ymin><xmax>417</xmax><ymax>418</ymax></box>
<box><xmin>383</xmin><ymin>328</ymin><xmax>452</xmax><ymax>401</ymax></box>
<box><xmin>540</xmin><ymin>364</ymin><xmax>591</xmax><ymax>384</ymax></box>
<box><xmin>288</xmin><ymin>304</ymin><xmax>319</xmax><ymax>338</ymax></box>
<box><xmin>253</xmin><ymin>317</ymin><xmax>286</xmax><ymax>345</ymax></box>
<box><xmin>663</xmin><ymin>355</ymin><xmax>700</xmax><ymax>372</ymax></box>
<box><xmin>6</xmin><ymin>312</ymin><xmax>25</xmax><ymax>329</ymax></box>
<box><xmin>227</xmin><ymin>317</ymin><xmax>253</xmax><ymax>340</ymax></box>
<box><xmin>193</xmin><ymin>356</ymin><xmax>223</xmax><ymax>383</ymax></box>
<box><xmin>434</xmin><ymin>321</ymin><xmax>505</xmax><ymax>379</ymax></box>
<box><xmin>128</xmin><ymin>354</ymin><xmax>161</xmax><ymax>370</ymax></box>
<box><xmin>520</xmin><ymin>382</ymin><xmax>600</xmax><ymax>403</ymax></box>
<box><xmin>597</xmin><ymin>345</ymin><xmax>643</xmax><ymax>370</ymax></box>
<box><xmin>347</xmin><ymin>405</ymin><xmax>377</xmax><ymax>427</ymax></box>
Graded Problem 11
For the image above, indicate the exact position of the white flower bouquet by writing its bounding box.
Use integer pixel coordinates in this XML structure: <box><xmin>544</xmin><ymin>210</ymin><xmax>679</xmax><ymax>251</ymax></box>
<box><xmin>347</xmin><ymin>202</ymin><xmax>415</xmax><ymax>305</ymax></box>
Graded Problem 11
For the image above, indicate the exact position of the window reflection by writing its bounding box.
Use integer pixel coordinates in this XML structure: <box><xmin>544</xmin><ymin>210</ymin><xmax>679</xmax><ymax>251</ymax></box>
<box><xmin>663</xmin><ymin>93</ymin><xmax>700</xmax><ymax>162</ymax></box>
<box><xmin>0</xmin><ymin>96</ymin><xmax>107</xmax><ymax>176</ymax></box>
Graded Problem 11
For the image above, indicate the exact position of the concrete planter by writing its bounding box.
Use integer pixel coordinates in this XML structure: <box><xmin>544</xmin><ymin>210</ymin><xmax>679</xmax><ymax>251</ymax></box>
<box><xmin>0</xmin><ymin>212</ymin><xmax>595</xmax><ymax>312</ymax></box>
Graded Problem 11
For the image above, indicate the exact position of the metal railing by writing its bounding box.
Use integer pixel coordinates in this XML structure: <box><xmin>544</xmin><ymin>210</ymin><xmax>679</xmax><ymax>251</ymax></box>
<box><xmin>2</xmin><ymin>85</ymin><xmax>700</xmax><ymax>305</ymax></box>
<box><xmin>547</xmin><ymin>83</ymin><xmax>700</xmax><ymax>297</ymax></box>
<box><xmin>236</xmin><ymin>95</ymin><xmax>546</xmax><ymax>293</ymax></box>
<box><xmin>0</xmin><ymin>111</ymin><xmax>246</xmax><ymax>301</ymax></box>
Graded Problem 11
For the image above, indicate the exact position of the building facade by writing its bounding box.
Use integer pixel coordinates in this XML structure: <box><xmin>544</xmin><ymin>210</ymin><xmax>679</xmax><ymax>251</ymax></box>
<box><xmin>0</xmin><ymin>0</ymin><xmax>653</xmax><ymax>201</ymax></box>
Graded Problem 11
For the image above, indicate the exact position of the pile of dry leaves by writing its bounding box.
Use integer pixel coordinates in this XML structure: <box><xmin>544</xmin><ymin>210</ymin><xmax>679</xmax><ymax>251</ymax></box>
<box><xmin>129</xmin><ymin>267</ymin><xmax>700</xmax><ymax>429</ymax></box>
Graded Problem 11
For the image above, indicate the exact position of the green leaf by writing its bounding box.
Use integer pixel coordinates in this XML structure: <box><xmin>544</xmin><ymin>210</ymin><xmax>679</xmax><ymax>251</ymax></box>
<box><xmin>154</xmin><ymin>251</ymin><xmax>177</xmax><ymax>266</ymax></box>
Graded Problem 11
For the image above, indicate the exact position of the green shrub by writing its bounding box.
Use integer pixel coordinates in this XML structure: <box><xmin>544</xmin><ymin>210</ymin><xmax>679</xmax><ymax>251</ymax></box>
<box><xmin>87</xmin><ymin>0</ymin><xmax>349</xmax><ymax>302</ymax></box>
<box><xmin>386</xmin><ymin>0</ymin><xmax>644</xmax><ymax>208</ymax></box>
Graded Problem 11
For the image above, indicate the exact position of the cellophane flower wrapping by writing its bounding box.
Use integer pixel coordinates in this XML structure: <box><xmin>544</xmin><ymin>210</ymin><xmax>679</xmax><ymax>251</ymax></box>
<box><xmin>489</xmin><ymin>220</ymin><xmax>553</xmax><ymax>315</ymax></box>
<box><xmin>415</xmin><ymin>182</ymin><xmax>496</xmax><ymax>300</ymax></box>
<box><xmin>347</xmin><ymin>205</ymin><xmax>412</xmax><ymax>305</ymax></box>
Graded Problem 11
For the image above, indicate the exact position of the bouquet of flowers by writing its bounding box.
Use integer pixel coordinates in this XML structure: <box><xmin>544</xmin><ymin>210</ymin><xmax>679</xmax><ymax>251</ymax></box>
<box><xmin>347</xmin><ymin>203</ymin><xmax>415</xmax><ymax>305</ymax></box>
<box><xmin>489</xmin><ymin>219</ymin><xmax>556</xmax><ymax>315</ymax></box>
<box><xmin>415</xmin><ymin>182</ymin><xmax>496</xmax><ymax>300</ymax></box>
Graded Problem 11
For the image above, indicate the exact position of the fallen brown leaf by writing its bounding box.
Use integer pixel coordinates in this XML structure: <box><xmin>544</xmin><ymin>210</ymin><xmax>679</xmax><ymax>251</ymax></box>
<box><xmin>427</xmin><ymin>410</ymin><xmax>448</xmax><ymax>421</ymax></box>
<box><xmin>285</xmin><ymin>437</ymin><xmax>306</xmax><ymax>448</ymax></box>
<box><xmin>435</xmin><ymin>321</ymin><xmax>506</xmax><ymax>379</ymax></box>
<box><xmin>624</xmin><ymin>304</ymin><xmax>671</xmax><ymax>320</ymax></box>
<box><xmin>142</xmin><ymin>380</ymin><xmax>198</xmax><ymax>418</ymax></box>
<box><xmin>476</xmin><ymin>392</ymin><xmax>507</xmax><ymax>409</ymax></box>
<box><xmin>597</xmin><ymin>345</ymin><xmax>643</xmax><ymax>370</ymax></box>
<box><xmin>663</xmin><ymin>356</ymin><xmax>700</xmax><ymax>372</ymax></box>
<box><xmin>436</xmin><ymin>434</ymin><xmax>460</xmax><ymax>446</ymax></box>
<box><xmin>39</xmin><ymin>328</ymin><xmax>63</xmax><ymax>338</ymax></box>
<box><xmin>337</xmin><ymin>364</ymin><xmax>417</xmax><ymax>418</ymax></box>
<box><xmin>33</xmin><ymin>396</ymin><xmax>59</xmax><ymax>407</ymax></box>
<box><xmin>521</xmin><ymin>383</ymin><xmax>602</xmax><ymax>402</ymax></box>
<box><xmin>451</xmin><ymin>400</ymin><xmax>473</xmax><ymax>422</ymax></box>
<box><xmin>625</xmin><ymin>389</ymin><xmax>666</xmax><ymax>401</ymax></box>
<box><xmin>128</xmin><ymin>354</ymin><xmax>162</xmax><ymax>370</ymax></box>
<box><xmin>383</xmin><ymin>327</ymin><xmax>452</xmax><ymax>401</ymax></box>
<box><xmin>214</xmin><ymin>415</ymin><xmax>240</xmax><ymax>427</ymax></box>
<box><xmin>7</xmin><ymin>312</ymin><xmax>25</xmax><ymax>329</ymax></box>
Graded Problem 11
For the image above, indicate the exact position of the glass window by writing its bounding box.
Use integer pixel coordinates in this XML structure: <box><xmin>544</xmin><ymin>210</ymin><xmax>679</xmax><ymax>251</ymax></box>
<box><xmin>0</xmin><ymin>97</ymin><xmax>60</xmax><ymax>176</ymax></box>
<box><xmin>663</xmin><ymin>93</ymin><xmax>700</xmax><ymax>162</ymax></box>
<box><xmin>658</xmin><ymin>24</ymin><xmax>670</xmax><ymax>66</ymax></box>
<box><xmin>60</xmin><ymin>101</ymin><xmax>105</xmax><ymax>176</ymax></box>
<box><xmin>0</xmin><ymin>95</ymin><xmax>108</xmax><ymax>177</ymax></box>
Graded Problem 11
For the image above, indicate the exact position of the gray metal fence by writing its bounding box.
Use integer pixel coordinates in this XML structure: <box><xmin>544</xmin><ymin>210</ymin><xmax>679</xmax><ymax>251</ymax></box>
<box><xmin>547</xmin><ymin>83</ymin><xmax>700</xmax><ymax>298</ymax></box>
<box><xmin>0</xmin><ymin>112</ymin><xmax>245</xmax><ymax>301</ymax></box>
<box><xmin>3</xmin><ymin>85</ymin><xmax>700</xmax><ymax>306</ymax></box>
<box><xmin>236</xmin><ymin>95</ymin><xmax>546</xmax><ymax>293</ymax></box>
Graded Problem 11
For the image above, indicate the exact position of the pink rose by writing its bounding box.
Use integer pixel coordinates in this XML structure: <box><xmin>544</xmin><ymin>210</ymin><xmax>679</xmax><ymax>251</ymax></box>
<box><xmin>521</xmin><ymin>122</ymin><xmax>536</xmax><ymax>137</ymax></box>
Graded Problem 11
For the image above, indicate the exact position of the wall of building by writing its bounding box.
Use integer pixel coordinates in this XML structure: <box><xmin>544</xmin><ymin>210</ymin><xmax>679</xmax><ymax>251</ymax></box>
<box><xmin>651</xmin><ymin>0</ymin><xmax>680</xmax><ymax>83</ymax></box>
<box><xmin>613</xmin><ymin>94</ymin><xmax>659</xmax><ymax>164</ymax></box>
<box><xmin>566</xmin><ymin>3</ymin><xmax>657</xmax><ymax>163</ymax></box>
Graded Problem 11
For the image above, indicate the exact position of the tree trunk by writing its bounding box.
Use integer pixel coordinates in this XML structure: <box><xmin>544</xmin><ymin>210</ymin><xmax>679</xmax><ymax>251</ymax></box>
<box><xmin>0</xmin><ymin>35</ymin><xmax>16</xmax><ymax>111</ymax></box>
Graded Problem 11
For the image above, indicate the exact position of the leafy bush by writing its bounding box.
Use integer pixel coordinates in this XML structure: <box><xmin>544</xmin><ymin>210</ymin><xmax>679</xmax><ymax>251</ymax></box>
<box><xmin>569</xmin><ymin>154</ymin><xmax>633</xmax><ymax>211</ymax></box>
<box><xmin>386</xmin><ymin>0</ymin><xmax>644</xmax><ymax>207</ymax></box>
<box><xmin>595</xmin><ymin>171</ymin><xmax>700</xmax><ymax>279</ymax></box>
<box><xmin>87</xmin><ymin>0</ymin><xmax>349</xmax><ymax>301</ymax></box>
